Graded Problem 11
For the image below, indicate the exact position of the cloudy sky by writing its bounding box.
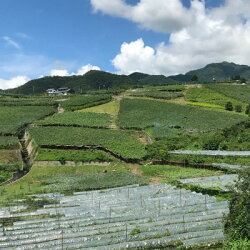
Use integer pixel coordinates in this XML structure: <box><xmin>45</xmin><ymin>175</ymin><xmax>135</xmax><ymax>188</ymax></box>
<box><xmin>1</xmin><ymin>0</ymin><xmax>250</xmax><ymax>89</ymax></box>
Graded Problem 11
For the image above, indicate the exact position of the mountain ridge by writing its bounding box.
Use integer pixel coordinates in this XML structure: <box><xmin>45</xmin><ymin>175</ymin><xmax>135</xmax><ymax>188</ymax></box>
<box><xmin>6</xmin><ymin>61</ymin><xmax>250</xmax><ymax>94</ymax></box>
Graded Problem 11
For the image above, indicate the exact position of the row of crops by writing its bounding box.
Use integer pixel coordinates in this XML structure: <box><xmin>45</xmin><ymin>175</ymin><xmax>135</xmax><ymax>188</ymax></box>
<box><xmin>28</xmin><ymin>127</ymin><xmax>147</xmax><ymax>159</ymax></box>
<box><xmin>36</xmin><ymin>149</ymin><xmax>114</xmax><ymax>162</ymax></box>
<box><xmin>117</xmin><ymin>99</ymin><xmax>247</xmax><ymax>131</ymax></box>
<box><xmin>0</xmin><ymin>137</ymin><xmax>20</xmax><ymax>150</ymax></box>
<box><xmin>35</xmin><ymin>112</ymin><xmax>112</xmax><ymax>128</ymax></box>
<box><xmin>186</xmin><ymin>87</ymin><xmax>245</xmax><ymax>108</ymax></box>
<box><xmin>60</xmin><ymin>94</ymin><xmax>112</xmax><ymax>111</ymax></box>
<box><xmin>206</xmin><ymin>84</ymin><xmax>250</xmax><ymax>103</ymax></box>
<box><xmin>0</xmin><ymin>184</ymin><xmax>228</xmax><ymax>249</ymax></box>
<box><xmin>127</xmin><ymin>89</ymin><xmax>184</xmax><ymax>99</ymax></box>
<box><xmin>0</xmin><ymin>96</ymin><xmax>59</xmax><ymax>107</ymax></box>
<box><xmin>0</xmin><ymin>106</ymin><xmax>56</xmax><ymax>135</ymax></box>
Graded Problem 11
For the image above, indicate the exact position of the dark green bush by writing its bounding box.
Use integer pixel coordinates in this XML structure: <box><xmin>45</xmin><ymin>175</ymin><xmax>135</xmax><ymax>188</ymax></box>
<box><xmin>225</xmin><ymin>168</ymin><xmax>250</xmax><ymax>240</ymax></box>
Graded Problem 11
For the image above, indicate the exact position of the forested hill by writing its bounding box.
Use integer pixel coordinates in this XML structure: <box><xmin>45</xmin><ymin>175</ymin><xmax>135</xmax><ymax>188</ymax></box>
<box><xmin>9</xmin><ymin>70</ymin><xmax>139</xmax><ymax>95</ymax></box>
<box><xmin>169</xmin><ymin>62</ymin><xmax>250</xmax><ymax>82</ymax></box>
<box><xmin>129</xmin><ymin>73</ymin><xmax>178</xmax><ymax>85</ymax></box>
<box><xmin>7</xmin><ymin>61</ymin><xmax>250</xmax><ymax>94</ymax></box>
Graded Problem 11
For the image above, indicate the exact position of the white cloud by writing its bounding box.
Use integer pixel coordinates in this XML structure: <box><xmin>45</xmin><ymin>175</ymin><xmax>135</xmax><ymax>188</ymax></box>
<box><xmin>50</xmin><ymin>64</ymin><xmax>101</xmax><ymax>76</ymax></box>
<box><xmin>93</xmin><ymin>0</ymin><xmax>250</xmax><ymax>75</ymax></box>
<box><xmin>50</xmin><ymin>69</ymin><xmax>70</xmax><ymax>77</ymax></box>
<box><xmin>3</xmin><ymin>36</ymin><xmax>21</xmax><ymax>49</ymax></box>
<box><xmin>0</xmin><ymin>76</ymin><xmax>30</xmax><ymax>90</ymax></box>
<box><xmin>76</xmin><ymin>64</ymin><xmax>101</xmax><ymax>75</ymax></box>
<box><xmin>91</xmin><ymin>0</ymin><xmax>195</xmax><ymax>33</ymax></box>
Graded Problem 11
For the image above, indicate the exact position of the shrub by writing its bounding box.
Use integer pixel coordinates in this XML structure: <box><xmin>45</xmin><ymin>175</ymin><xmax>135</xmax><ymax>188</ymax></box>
<box><xmin>246</xmin><ymin>104</ymin><xmax>250</xmax><ymax>116</ymax></box>
<box><xmin>235</xmin><ymin>104</ymin><xmax>242</xmax><ymax>112</ymax></box>
<box><xmin>225</xmin><ymin>101</ymin><xmax>233</xmax><ymax>111</ymax></box>
<box><xmin>145</xmin><ymin>142</ymin><xmax>170</xmax><ymax>161</ymax></box>
<box><xmin>202</xmin><ymin>135</ymin><xmax>222</xmax><ymax>150</ymax></box>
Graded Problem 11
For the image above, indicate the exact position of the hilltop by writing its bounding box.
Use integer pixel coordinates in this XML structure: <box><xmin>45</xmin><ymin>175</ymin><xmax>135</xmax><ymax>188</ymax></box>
<box><xmin>6</xmin><ymin>61</ymin><xmax>250</xmax><ymax>95</ymax></box>
<box><xmin>9</xmin><ymin>70</ymin><xmax>139</xmax><ymax>95</ymax></box>
<box><xmin>169</xmin><ymin>61</ymin><xmax>250</xmax><ymax>82</ymax></box>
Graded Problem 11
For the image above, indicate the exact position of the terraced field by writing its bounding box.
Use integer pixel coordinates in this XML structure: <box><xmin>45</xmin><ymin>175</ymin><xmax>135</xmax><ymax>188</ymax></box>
<box><xmin>207</xmin><ymin>84</ymin><xmax>250</xmax><ymax>103</ymax></box>
<box><xmin>61</xmin><ymin>95</ymin><xmax>112</xmax><ymax>111</ymax></box>
<box><xmin>35</xmin><ymin>112</ymin><xmax>112</xmax><ymax>128</ymax></box>
<box><xmin>0</xmin><ymin>106</ymin><xmax>56</xmax><ymax>135</ymax></box>
<box><xmin>0</xmin><ymin>184</ymin><xmax>228</xmax><ymax>249</ymax></box>
<box><xmin>28</xmin><ymin>127</ymin><xmax>147</xmax><ymax>159</ymax></box>
<box><xmin>127</xmin><ymin>89</ymin><xmax>184</xmax><ymax>99</ymax></box>
<box><xmin>0</xmin><ymin>84</ymin><xmax>248</xmax><ymax>249</ymax></box>
<box><xmin>118</xmin><ymin>99</ymin><xmax>247</xmax><ymax>131</ymax></box>
<box><xmin>186</xmin><ymin>86</ymin><xmax>245</xmax><ymax>109</ymax></box>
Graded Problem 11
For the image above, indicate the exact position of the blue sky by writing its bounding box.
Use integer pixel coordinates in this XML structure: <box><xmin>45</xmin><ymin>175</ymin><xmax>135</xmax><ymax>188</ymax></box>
<box><xmin>0</xmin><ymin>0</ymin><xmax>249</xmax><ymax>89</ymax></box>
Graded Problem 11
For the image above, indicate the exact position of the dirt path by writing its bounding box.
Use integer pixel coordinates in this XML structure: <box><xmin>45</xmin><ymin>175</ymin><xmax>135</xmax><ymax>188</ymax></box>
<box><xmin>128</xmin><ymin>164</ymin><xmax>142</xmax><ymax>176</ymax></box>
<box><xmin>57</xmin><ymin>105</ymin><xmax>65</xmax><ymax>113</ymax></box>
<box><xmin>128</xmin><ymin>164</ymin><xmax>162</xmax><ymax>185</ymax></box>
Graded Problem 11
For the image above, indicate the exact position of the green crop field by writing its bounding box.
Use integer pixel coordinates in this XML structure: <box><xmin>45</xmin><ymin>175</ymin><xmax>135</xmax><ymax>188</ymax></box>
<box><xmin>118</xmin><ymin>99</ymin><xmax>247</xmax><ymax>132</ymax></box>
<box><xmin>36</xmin><ymin>148</ymin><xmax>113</xmax><ymax>162</ymax></box>
<box><xmin>39</xmin><ymin>172</ymin><xmax>149</xmax><ymax>193</ymax></box>
<box><xmin>29</xmin><ymin>127</ymin><xmax>146</xmax><ymax>159</ymax></box>
<box><xmin>0</xmin><ymin>96</ymin><xmax>60</xmax><ymax>106</ymax></box>
<box><xmin>0</xmin><ymin>136</ymin><xmax>20</xmax><ymax>149</ymax></box>
<box><xmin>0</xmin><ymin>106</ymin><xmax>56</xmax><ymax>135</ymax></box>
<box><xmin>61</xmin><ymin>94</ymin><xmax>112</xmax><ymax>111</ymax></box>
<box><xmin>206</xmin><ymin>84</ymin><xmax>250</xmax><ymax>103</ymax></box>
<box><xmin>35</xmin><ymin>112</ymin><xmax>112</xmax><ymax>127</ymax></box>
<box><xmin>0</xmin><ymin>164</ymin><xmax>148</xmax><ymax>199</ymax></box>
<box><xmin>186</xmin><ymin>86</ymin><xmax>245</xmax><ymax>109</ymax></box>
<box><xmin>127</xmin><ymin>89</ymin><xmax>184</xmax><ymax>99</ymax></box>
<box><xmin>145</xmin><ymin>84</ymin><xmax>186</xmax><ymax>91</ymax></box>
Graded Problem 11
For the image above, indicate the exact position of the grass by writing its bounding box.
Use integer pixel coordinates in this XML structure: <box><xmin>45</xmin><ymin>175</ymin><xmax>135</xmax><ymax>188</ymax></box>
<box><xmin>169</xmin><ymin>154</ymin><xmax>250</xmax><ymax>167</ymax></box>
<box><xmin>187</xmin><ymin>102</ymin><xmax>224</xmax><ymax>110</ymax></box>
<box><xmin>36</xmin><ymin>148</ymin><xmax>113</xmax><ymax>162</ymax></box>
<box><xmin>0</xmin><ymin>150</ymin><xmax>22</xmax><ymax>164</ymax></box>
<box><xmin>29</xmin><ymin>127</ymin><xmax>147</xmax><ymax>159</ymax></box>
<box><xmin>80</xmin><ymin>100</ymin><xmax>120</xmax><ymax>116</ymax></box>
<box><xmin>0</xmin><ymin>163</ymin><xmax>148</xmax><ymax>201</ymax></box>
<box><xmin>0</xmin><ymin>149</ymin><xmax>22</xmax><ymax>183</ymax></box>
<box><xmin>118</xmin><ymin>98</ymin><xmax>247</xmax><ymax>132</ymax></box>
<box><xmin>35</xmin><ymin>112</ymin><xmax>112</xmax><ymax>128</ymax></box>
<box><xmin>138</xmin><ymin>165</ymin><xmax>223</xmax><ymax>183</ymax></box>
<box><xmin>0</xmin><ymin>170</ymin><xmax>14</xmax><ymax>184</ymax></box>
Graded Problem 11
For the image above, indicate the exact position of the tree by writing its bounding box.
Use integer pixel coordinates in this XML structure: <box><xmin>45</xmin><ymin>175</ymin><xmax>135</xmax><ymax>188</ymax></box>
<box><xmin>225</xmin><ymin>168</ymin><xmax>250</xmax><ymax>240</ymax></box>
<box><xmin>235</xmin><ymin>104</ymin><xmax>242</xmax><ymax>112</ymax></box>
<box><xmin>191</xmin><ymin>75</ymin><xmax>198</xmax><ymax>82</ymax></box>
<box><xmin>145</xmin><ymin>141</ymin><xmax>170</xmax><ymax>161</ymax></box>
<box><xmin>225</xmin><ymin>101</ymin><xmax>234</xmax><ymax>111</ymax></box>
<box><xmin>202</xmin><ymin>135</ymin><xmax>222</xmax><ymax>150</ymax></box>
<box><xmin>245</xmin><ymin>104</ymin><xmax>250</xmax><ymax>116</ymax></box>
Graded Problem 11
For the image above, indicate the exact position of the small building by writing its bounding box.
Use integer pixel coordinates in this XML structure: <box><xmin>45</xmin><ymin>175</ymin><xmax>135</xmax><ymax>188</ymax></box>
<box><xmin>46</xmin><ymin>88</ymin><xmax>72</xmax><ymax>96</ymax></box>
